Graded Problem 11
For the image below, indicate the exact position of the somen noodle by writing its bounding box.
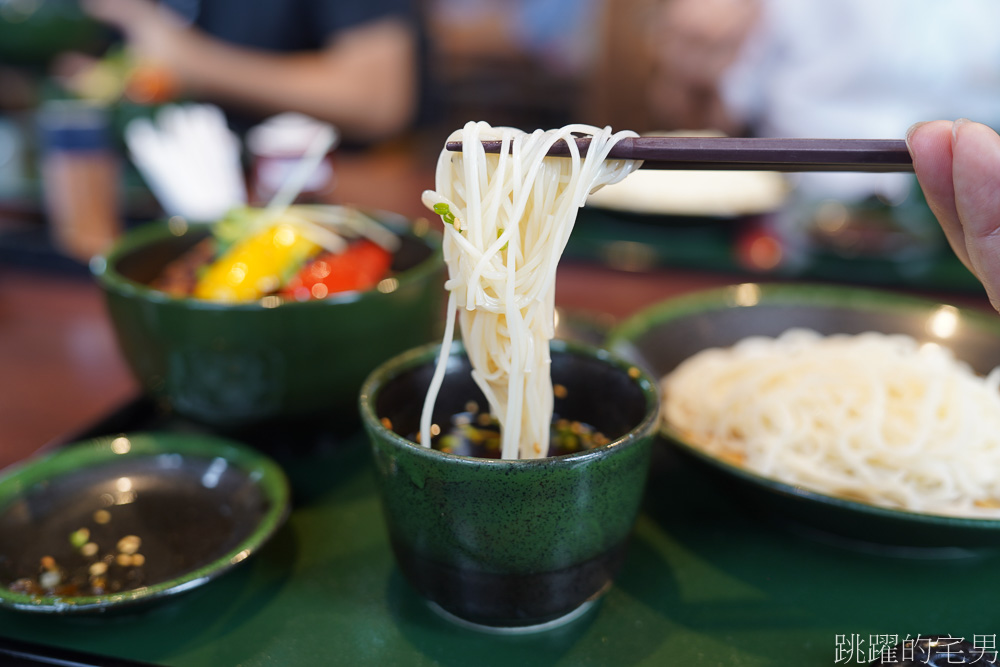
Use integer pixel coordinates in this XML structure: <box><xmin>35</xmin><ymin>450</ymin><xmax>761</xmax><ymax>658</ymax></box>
<box><xmin>420</xmin><ymin>121</ymin><xmax>641</xmax><ymax>459</ymax></box>
<box><xmin>663</xmin><ymin>328</ymin><xmax>1000</xmax><ymax>517</ymax></box>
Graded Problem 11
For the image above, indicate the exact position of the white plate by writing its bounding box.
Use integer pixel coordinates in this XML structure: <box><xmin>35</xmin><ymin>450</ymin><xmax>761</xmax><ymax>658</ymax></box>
<box><xmin>587</xmin><ymin>168</ymin><xmax>789</xmax><ymax>217</ymax></box>
<box><xmin>587</xmin><ymin>131</ymin><xmax>790</xmax><ymax>217</ymax></box>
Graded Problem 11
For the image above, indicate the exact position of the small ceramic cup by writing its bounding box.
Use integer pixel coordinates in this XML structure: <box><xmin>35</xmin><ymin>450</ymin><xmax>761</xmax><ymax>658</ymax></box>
<box><xmin>359</xmin><ymin>339</ymin><xmax>660</xmax><ymax>631</ymax></box>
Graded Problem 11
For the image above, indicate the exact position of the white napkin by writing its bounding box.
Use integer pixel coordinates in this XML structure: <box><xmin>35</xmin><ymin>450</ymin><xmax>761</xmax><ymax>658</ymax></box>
<box><xmin>125</xmin><ymin>104</ymin><xmax>247</xmax><ymax>221</ymax></box>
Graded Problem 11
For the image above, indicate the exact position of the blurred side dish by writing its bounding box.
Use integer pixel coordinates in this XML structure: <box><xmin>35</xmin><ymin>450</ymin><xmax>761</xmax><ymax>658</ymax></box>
<box><xmin>153</xmin><ymin>205</ymin><xmax>397</xmax><ymax>303</ymax></box>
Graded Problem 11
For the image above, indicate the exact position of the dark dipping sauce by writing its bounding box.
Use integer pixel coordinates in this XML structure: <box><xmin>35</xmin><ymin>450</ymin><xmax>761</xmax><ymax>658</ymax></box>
<box><xmin>393</xmin><ymin>405</ymin><xmax>630</xmax><ymax>627</ymax></box>
<box><xmin>0</xmin><ymin>455</ymin><xmax>270</xmax><ymax>603</ymax></box>
<box><xmin>405</xmin><ymin>400</ymin><xmax>610</xmax><ymax>458</ymax></box>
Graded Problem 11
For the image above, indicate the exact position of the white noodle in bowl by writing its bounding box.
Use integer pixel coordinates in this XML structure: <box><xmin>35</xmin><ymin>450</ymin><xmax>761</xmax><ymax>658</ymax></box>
<box><xmin>608</xmin><ymin>283</ymin><xmax>1000</xmax><ymax>548</ymax></box>
<box><xmin>663</xmin><ymin>328</ymin><xmax>1000</xmax><ymax>519</ymax></box>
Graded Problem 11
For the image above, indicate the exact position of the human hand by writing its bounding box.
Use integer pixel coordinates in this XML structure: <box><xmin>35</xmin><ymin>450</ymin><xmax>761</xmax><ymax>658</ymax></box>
<box><xmin>907</xmin><ymin>119</ymin><xmax>1000</xmax><ymax>312</ymax></box>
<box><xmin>81</xmin><ymin>0</ymin><xmax>189</xmax><ymax>72</ymax></box>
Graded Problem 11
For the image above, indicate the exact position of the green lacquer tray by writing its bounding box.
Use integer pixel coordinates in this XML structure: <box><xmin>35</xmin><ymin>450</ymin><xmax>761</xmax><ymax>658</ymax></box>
<box><xmin>1</xmin><ymin>407</ymin><xmax>997</xmax><ymax>666</ymax></box>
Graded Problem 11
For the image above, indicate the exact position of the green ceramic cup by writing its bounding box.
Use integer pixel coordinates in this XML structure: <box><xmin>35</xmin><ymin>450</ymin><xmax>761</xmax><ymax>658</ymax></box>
<box><xmin>359</xmin><ymin>339</ymin><xmax>660</xmax><ymax>630</ymax></box>
<box><xmin>94</xmin><ymin>216</ymin><xmax>443</xmax><ymax>428</ymax></box>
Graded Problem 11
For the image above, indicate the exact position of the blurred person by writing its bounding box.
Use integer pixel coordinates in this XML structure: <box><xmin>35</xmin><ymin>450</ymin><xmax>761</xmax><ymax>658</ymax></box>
<box><xmin>588</xmin><ymin>0</ymin><xmax>1000</xmax><ymax>202</ymax></box>
<box><xmin>72</xmin><ymin>0</ymin><xmax>421</xmax><ymax>143</ymax></box>
<box><xmin>908</xmin><ymin>119</ymin><xmax>1000</xmax><ymax>313</ymax></box>
<box><xmin>430</xmin><ymin>0</ymin><xmax>599</xmax><ymax>76</ymax></box>
<box><xmin>643</xmin><ymin>0</ymin><xmax>1000</xmax><ymax>201</ymax></box>
<box><xmin>426</xmin><ymin>0</ymin><xmax>601</xmax><ymax>130</ymax></box>
<box><xmin>644</xmin><ymin>0</ymin><xmax>760</xmax><ymax>135</ymax></box>
<box><xmin>584</xmin><ymin>0</ymin><xmax>754</xmax><ymax>141</ymax></box>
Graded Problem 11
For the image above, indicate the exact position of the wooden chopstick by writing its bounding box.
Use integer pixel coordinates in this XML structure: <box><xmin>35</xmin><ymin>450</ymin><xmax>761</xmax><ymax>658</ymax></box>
<box><xmin>444</xmin><ymin>136</ymin><xmax>914</xmax><ymax>173</ymax></box>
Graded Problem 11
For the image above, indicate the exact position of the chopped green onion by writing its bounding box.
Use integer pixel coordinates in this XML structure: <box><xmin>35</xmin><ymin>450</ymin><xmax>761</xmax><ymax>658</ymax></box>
<box><xmin>497</xmin><ymin>228</ymin><xmax>508</xmax><ymax>252</ymax></box>
<box><xmin>69</xmin><ymin>527</ymin><xmax>90</xmax><ymax>550</ymax></box>
<box><xmin>432</xmin><ymin>202</ymin><xmax>460</xmax><ymax>230</ymax></box>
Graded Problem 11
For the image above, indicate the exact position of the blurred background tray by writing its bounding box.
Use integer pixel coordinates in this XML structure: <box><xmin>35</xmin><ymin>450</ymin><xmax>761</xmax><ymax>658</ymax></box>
<box><xmin>2</xmin><ymin>397</ymin><xmax>999</xmax><ymax>666</ymax></box>
<box><xmin>567</xmin><ymin>206</ymin><xmax>983</xmax><ymax>294</ymax></box>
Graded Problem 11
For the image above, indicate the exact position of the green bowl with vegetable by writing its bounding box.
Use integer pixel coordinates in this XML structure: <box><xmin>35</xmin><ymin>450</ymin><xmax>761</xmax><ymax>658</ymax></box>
<box><xmin>93</xmin><ymin>211</ymin><xmax>444</xmax><ymax>429</ymax></box>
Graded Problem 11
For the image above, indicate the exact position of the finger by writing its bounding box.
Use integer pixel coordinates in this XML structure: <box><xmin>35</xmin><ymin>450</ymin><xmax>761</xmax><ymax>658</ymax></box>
<box><xmin>951</xmin><ymin>118</ymin><xmax>1000</xmax><ymax>310</ymax></box>
<box><xmin>907</xmin><ymin>120</ymin><xmax>970</xmax><ymax>270</ymax></box>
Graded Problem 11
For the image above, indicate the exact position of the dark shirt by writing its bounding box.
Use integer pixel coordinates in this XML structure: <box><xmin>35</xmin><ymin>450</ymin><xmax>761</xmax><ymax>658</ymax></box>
<box><xmin>159</xmin><ymin>0</ymin><xmax>424</xmax><ymax>138</ymax></box>
<box><xmin>163</xmin><ymin>0</ymin><xmax>416</xmax><ymax>51</ymax></box>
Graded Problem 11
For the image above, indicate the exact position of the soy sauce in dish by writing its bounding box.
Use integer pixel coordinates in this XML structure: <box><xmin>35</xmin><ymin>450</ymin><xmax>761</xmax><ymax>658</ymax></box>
<box><xmin>7</xmin><ymin>521</ymin><xmax>146</xmax><ymax>598</ymax></box>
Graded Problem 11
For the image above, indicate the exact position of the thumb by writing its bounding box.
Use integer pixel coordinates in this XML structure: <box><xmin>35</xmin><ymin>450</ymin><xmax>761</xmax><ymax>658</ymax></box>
<box><xmin>907</xmin><ymin>120</ymin><xmax>967</xmax><ymax>269</ymax></box>
<box><xmin>951</xmin><ymin>119</ymin><xmax>1000</xmax><ymax>311</ymax></box>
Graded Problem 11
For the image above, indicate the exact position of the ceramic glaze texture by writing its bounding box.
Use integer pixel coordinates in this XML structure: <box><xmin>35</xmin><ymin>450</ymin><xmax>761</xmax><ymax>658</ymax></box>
<box><xmin>95</xmin><ymin>219</ymin><xmax>444</xmax><ymax>427</ymax></box>
<box><xmin>608</xmin><ymin>282</ymin><xmax>1000</xmax><ymax>548</ymax></box>
<box><xmin>360</xmin><ymin>341</ymin><xmax>660</xmax><ymax>627</ymax></box>
<box><xmin>0</xmin><ymin>432</ymin><xmax>289</xmax><ymax>613</ymax></box>
<box><xmin>372</xmin><ymin>440</ymin><xmax>650</xmax><ymax>574</ymax></box>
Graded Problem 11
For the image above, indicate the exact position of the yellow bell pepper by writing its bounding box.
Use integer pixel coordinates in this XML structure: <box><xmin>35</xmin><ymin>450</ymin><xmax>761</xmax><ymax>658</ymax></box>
<box><xmin>194</xmin><ymin>223</ymin><xmax>319</xmax><ymax>302</ymax></box>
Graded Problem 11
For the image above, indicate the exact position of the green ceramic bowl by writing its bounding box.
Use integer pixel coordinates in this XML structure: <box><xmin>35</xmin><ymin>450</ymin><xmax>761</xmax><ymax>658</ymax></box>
<box><xmin>359</xmin><ymin>339</ymin><xmax>660</xmax><ymax>630</ymax></box>
<box><xmin>608</xmin><ymin>282</ymin><xmax>1000</xmax><ymax>549</ymax></box>
<box><xmin>0</xmin><ymin>432</ymin><xmax>289</xmax><ymax>613</ymax></box>
<box><xmin>93</xmin><ymin>216</ymin><xmax>444</xmax><ymax>428</ymax></box>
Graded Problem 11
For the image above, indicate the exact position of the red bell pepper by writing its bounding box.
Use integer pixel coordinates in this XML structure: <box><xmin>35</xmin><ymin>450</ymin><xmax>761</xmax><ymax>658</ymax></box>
<box><xmin>281</xmin><ymin>239</ymin><xmax>393</xmax><ymax>301</ymax></box>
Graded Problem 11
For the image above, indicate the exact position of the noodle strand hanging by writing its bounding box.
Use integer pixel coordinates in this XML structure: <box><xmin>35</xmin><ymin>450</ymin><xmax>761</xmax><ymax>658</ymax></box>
<box><xmin>420</xmin><ymin>122</ymin><xmax>641</xmax><ymax>459</ymax></box>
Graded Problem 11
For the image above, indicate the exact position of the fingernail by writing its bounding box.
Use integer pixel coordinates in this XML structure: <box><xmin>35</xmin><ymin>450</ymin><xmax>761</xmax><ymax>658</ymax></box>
<box><xmin>952</xmin><ymin>117</ymin><xmax>971</xmax><ymax>145</ymax></box>
<box><xmin>904</xmin><ymin>121</ymin><xmax>927</xmax><ymax>152</ymax></box>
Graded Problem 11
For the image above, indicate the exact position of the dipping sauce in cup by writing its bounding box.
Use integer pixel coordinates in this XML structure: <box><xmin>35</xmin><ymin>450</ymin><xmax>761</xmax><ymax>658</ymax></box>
<box><xmin>360</xmin><ymin>340</ymin><xmax>660</xmax><ymax>631</ymax></box>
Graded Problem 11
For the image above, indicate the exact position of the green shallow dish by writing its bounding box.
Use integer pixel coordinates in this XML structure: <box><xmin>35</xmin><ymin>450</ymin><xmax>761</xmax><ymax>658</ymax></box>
<box><xmin>608</xmin><ymin>282</ymin><xmax>1000</xmax><ymax>550</ymax></box>
<box><xmin>0</xmin><ymin>432</ymin><xmax>290</xmax><ymax>613</ymax></box>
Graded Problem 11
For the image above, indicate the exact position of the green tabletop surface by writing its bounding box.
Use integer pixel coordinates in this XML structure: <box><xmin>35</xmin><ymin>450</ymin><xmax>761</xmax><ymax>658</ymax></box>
<box><xmin>1</xmin><ymin>429</ymin><xmax>996</xmax><ymax>666</ymax></box>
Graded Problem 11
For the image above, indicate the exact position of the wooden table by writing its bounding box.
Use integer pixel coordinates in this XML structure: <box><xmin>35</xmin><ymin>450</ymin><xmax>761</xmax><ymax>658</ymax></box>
<box><xmin>0</xmin><ymin>266</ymin><xmax>136</xmax><ymax>468</ymax></box>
